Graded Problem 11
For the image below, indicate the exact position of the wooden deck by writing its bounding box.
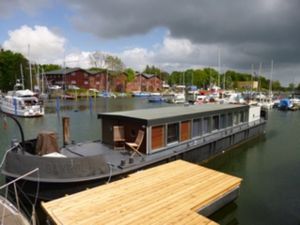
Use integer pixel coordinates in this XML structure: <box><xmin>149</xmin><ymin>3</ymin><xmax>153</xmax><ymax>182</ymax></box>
<box><xmin>42</xmin><ymin>160</ymin><xmax>242</xmax><ymax>225</ymax></box>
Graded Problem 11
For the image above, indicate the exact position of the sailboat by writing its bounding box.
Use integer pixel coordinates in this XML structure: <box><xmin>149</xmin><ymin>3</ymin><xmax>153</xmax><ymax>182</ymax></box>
<box><xmin>257</xmin><ymin>61</ymin><xmax>274</xmax><ymax>110</ymax></box>
<box><xmin>0</xmin><ymin>168</ymin><xmax>39</xmax><ymax>225</ymax></box>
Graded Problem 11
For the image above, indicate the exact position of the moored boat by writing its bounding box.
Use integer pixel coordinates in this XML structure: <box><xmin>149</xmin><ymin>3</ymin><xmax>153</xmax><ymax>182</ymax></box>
<box><xmin>0</xmin><ymin>168</ymin><xmax>39</xmax><ymax>225</ymax></box>
<box><xmin>0</xmin><ymin>81</ymin><xmax>44</xmax><ymax>117</ymax></box>
<box><xmin>1</xmin><ymin>104</ymin><xmax>266</xmax><ymax>201</ymax></box>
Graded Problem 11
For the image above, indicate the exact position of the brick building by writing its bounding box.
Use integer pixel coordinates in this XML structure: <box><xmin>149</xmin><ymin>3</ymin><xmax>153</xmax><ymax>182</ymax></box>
<box><xmin>44</xmin><ymin>68</ymin><xmax>163</xmax><ymax>92</ymax></box>
<box><xmin>126</xmin><ymin>74</ymin><xmax>163</xmax><ymax>92</ymax></box>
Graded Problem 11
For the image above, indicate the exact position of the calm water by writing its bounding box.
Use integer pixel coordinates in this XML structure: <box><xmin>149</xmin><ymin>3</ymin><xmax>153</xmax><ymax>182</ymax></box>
<box><xmin>207</xmin><ymin>110</ymin><xmax>300</xmax><ymax>225</ymax></box>
<box><xmin>1</xmin><ymin>98</ymin><xmax>300</xmax><ymax>225</ymax></box>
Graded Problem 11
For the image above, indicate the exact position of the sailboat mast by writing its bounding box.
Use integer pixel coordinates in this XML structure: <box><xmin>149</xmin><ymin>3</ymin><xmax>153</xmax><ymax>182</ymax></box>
<box><xmin>269</xmin><ymin>60</ymin><xmax>273</xmax><ymax>97</ymax></box>
<box><xmin>41</xmin><ymin>67</ymin><xmax>45</xmax><ymax>94</ymax></box>
<box><xmin>251</xmin><ymin>64</ymin><xmax>254</xmax><ymax>94</ymax></box>
<box><xmin>28</xmin><ymin>44</ymin><xmax>33</xmax><ymax>91</ymax></box>
<box><xmin>20</xmin><ymin>63</ymin><xmax>24</xmax><ymax>87</ymax></box>
<box><xmin>218</xmin><ymin>48</ymin><xmax>221</xmax><ymax>87</ymax></box>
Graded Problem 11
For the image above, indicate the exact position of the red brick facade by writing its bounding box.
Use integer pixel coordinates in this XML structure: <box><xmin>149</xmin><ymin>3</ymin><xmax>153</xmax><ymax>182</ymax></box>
<box><xmin>45</xmin><ymin>68</ymin><xmax>163</xmax><ymax>92</ymax></box>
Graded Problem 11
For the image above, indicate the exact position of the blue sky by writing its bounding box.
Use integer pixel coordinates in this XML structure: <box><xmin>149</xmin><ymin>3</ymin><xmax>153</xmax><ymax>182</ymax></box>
<box><xmin>1</xmin><ymin>0</ymin><xmax>300</xmax><ymax>86</ymax></box>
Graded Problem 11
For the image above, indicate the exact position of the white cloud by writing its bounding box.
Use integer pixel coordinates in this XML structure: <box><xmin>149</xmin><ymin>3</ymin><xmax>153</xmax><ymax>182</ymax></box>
<box><xmin>64</xmin><ymin>51</ymin><xmax>92</xmax><ymax>68</ymax></box>
<box><xmin>63</xmin><ymin>35</ymin><xmax>224</xmax><ymax>73</ymax></box>
<box><xmin>3</xmin><ymin>25</ymin><xmax>66</xmax><ymax>64</ymax></box>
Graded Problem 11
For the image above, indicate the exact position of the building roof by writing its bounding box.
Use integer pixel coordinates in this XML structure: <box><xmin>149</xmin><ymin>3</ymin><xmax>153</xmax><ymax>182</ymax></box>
<box><xmin>135</xmin><ymin>73</ymin><xmax>160</xmax><ymax>79</ymax></box>
<box><xmin>98</xmin><ymin>104</ymin><xmax>248</xmax><ymax>126</ymax></box>
<box><xmin>44</xmin><ymin>67</ymin><xmax>86</xmax><ymax>75</ymax></box>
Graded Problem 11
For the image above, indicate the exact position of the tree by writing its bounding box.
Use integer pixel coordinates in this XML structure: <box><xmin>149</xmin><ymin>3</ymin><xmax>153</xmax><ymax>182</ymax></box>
<box><xmin>40</xmin><ymin>64</ymin><xmax>61</xmax><ymax>72</ymax></box>
<box><xmin>143</xmin><ymin>65</ymin><xmax>161</xmax><ymax>75</ymax></box>
<box><xmin>104</xmin><ymin>55</ymin><xmax>124</xmax><ymax>74</ymax></box>
<box><xmin>0</xmin><ymin>50</ymin><xmax>30</xmax><ymax>91</ymax></box>
<box><xmin>288</xmin><ymin>83</ymin><xmax>295</xmax><ymax>91</ymax></box>
<box><xmin>272</xmin><ymin>80</ymin><xmax>282</xmax><ymax>91</ymax></box>
<box><xmin>125</xmin><ymin>68</ymin><xmax>135</xmax><ymax>82</ymax></box>
<box><xmin>89</xmin><ymin>51</ymin><xmax>105</xmax><ymax>68</ymax></box>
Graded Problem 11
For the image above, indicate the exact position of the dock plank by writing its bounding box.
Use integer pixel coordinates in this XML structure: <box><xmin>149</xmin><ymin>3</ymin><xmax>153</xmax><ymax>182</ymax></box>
<box><xmin>42</xmin><ymin>160</ymin><xmax>241</xmax><ymax>225</ymax></box>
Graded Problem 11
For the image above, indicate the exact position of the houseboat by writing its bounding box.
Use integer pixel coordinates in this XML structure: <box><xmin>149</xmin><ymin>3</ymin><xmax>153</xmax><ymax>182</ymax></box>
<box><xmin>0</xmin><ymin>81</ymin><xmax>44</xmax><ymax>117</ymax></box>
<box><xmin>1</xmin><ymin>104</ymin><xmax>266</xmax><ymax>201</ymax></box>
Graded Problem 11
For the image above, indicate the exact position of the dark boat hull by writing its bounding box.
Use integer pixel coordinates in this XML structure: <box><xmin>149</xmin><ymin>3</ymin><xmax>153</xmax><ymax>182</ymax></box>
<box><xmin>5</xmin><ymin>121</ymin><xmax>266</xmax><ymax>201</ymax></box>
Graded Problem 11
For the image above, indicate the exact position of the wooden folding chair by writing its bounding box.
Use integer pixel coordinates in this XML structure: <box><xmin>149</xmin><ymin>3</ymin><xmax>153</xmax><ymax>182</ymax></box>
<box><xmin>125</xmin><ymin>130</ymin><xmax>144</xmax><ymax>157</ymax></box>
<box><xmin>113</xmin><ymin>126</ymin><xmax>125</xmax><ymax>150</ymax></box>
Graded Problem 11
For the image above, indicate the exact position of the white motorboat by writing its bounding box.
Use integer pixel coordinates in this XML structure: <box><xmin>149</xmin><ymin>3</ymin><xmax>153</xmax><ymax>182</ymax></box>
<box><xmin>0</xmin><ymin>81</ymin><xmax>44</xmax><ymax>117</ymax></box>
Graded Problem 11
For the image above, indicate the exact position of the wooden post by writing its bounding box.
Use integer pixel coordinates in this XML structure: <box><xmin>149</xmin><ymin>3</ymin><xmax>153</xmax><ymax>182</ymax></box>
<box><xmin>63</xmin><ymin>117</ymin><xmax>70</xmax><ymax>145</ymax></box>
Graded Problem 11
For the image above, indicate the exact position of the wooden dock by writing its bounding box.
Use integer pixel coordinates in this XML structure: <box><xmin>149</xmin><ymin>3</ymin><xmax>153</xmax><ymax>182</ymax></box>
<box><xmin>42</xmin><ymin>160</ymin><xmax>242</xmax><ymax>225</ymax></box>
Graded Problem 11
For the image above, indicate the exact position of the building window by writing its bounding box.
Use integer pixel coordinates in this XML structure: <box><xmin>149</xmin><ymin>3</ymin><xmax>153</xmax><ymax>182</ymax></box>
<box><xmin>84</xmin><ymin>73</ymin><xmax>88</xmax><ymax>77</ymax></box>
<box><xmin>212</xmin><ymin>115</ymin><xmax>219</xmax><ymax>131</ymax></box>
<box><xmin>233</xmin><ymin>112</ymin><xmax>239</xmax><ymax>125</ymax></box>
<box><xmin>203</xmin><ymin>117</ymin><xmax>210</xmax><ymax>134</ymax></box>
<box><xmin>84</xmin><ymin>81</ymin><xmax>88</xmax><ymax>85</ymax></box>
<box><xmin>71</xmin><ymin>72</ymin><xmax>75</xmax><ymax>76</ymax></box>
<box><xmin>220</xmin><ymin>114</ymin><xmax>226</xmax><ymax>129</ymax></box>
<box><xmin>71</xmin><ymin>80</ymin><xmax>76</xmax><ymax>84</ymax></box>
<box><xmin>228</xmin><ymin>113</ymin><xmax>233</xmax><ymax>127</ymax></box>
<box><xmin>167</xmin><ymin>123</ymin><xmax>179</xmax><ymax>144</ymax></box>
<box><xmin>240</xmin><ymin>111</ymin><xmax>245</xmax><ymax>123</ymax></box>
<box><xmin>193</xmin><ymin>118</ymin><xmax>202</xmax><ymax>137</ymax></box>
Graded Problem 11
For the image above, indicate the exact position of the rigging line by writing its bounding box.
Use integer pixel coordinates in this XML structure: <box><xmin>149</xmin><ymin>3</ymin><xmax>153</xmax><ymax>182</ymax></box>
<box><xmin>0</xmin><ymin>144</ymin><xmax>19</xmax><ymax>169</ymax></box>
<box><xmin>0</xmin><ymin>168</ymin><xmax>39</xmax><ymax>190</ymax></box>
<box><xmin>1</xmin><ymin>188</ymin><xmax>8</xmax><ymax>225</ymax></box>
<box><xmin>13</xmin><ymin>182</ymin><xmax>20</xmax><ymax>212</ymax></box>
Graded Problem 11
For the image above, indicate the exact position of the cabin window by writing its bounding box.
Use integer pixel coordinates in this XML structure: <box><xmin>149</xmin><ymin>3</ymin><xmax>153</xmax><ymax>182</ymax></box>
<box><xmin>212</xmin><ymin>115</ymin><xmax>219</xmax><ymax>131</ymax></box>
<box><xmin>167</xmin><ymin>123</ymin><xmax>179</xmax><ymax>144</ymax></box>
<box><xmin>233</xmin><ymin>112</ymin><xmax>239</xmax><ymax>125</ymax></box>
<box><xmin>203</xmin><ymin>117</ymin><xmax>210</xmax><ymax>134</ymax></box>
<box><xmin>220</xmin><ymin>114</ymin><xmax>226</xmax><ymax>129</ymax></box>
<box><xmin>180</xmin><ymin>121</ymin><xmax>191</xmax><ymax>142</ymax></box>
<box><xmin>192</xmin><ymin>118</ymin><xmax>202</xmax><ymax>137</ymax></box>
<box><xmin>227</xmin><ymin>113</ymin><xmax>233</xmax><ymax>127</ymax></box>
<box><xmin>151</xmin><ymin>125</ymin><xmax>165</xmax><ymax>150</ymax></box>
<box><xmin>240</xmin><ymin>111</ymin><xmax>245</xmax><ymax>123</ymax></box>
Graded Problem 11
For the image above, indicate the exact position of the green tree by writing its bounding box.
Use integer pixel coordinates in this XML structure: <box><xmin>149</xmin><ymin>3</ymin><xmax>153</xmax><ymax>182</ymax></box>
<box><xmin>104</xmin><ymin>55</ymin><xmax>124</xmax><ymax>73</ymax></box>
<box><xmin>125</xmin><ymin>68</ymin><xmax>135</xmax><ymax>82</ymax></box>
<box><xmin>0</xmin><ymin>49</ymin><xmax>30</xmax><ymax>91</ymax></box>
<box><xmin>40</xmin><ymin>64</ymin><xmax>61</xmax><ymax>72</ymax></box>
<box><xmin>272</xmin><ymin>80</ymin><xmax>282</xmax><ymax>91</ymax></box>
<box><xmin>143</xmin><ymin>65</ymin><xmax>161</xmax><ymax>75</ymax></box>
<box><xmin>288</xmin><ymin>83</ymin><xmax>295</xmax><ymax>91</ymax></box>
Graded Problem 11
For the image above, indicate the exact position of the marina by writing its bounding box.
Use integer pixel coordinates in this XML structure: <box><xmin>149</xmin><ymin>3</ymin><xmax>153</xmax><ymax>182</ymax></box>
<box><xmin>42</xmin><ymin>160</ymin><xmax>242</xmax><ymax>225</ymax></box>
<box><xmin>0</xmin><ymin>97</ymin><xmax>299</xmax><ymax>224</ymax></box>
<box><xmin>1</xmin><ymin>102</ymin><xmax>265</xmax><ymax>201</ymax></box>
<box><xmin>1</xmin><ymin>1</ymin><xmax>300</xmax><ymax>224</ymax></box>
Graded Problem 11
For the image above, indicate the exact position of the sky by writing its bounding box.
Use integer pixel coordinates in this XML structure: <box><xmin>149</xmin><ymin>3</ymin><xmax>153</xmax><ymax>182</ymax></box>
<box><xmin>0</xmin><ymin>0</ymin><xmax>300</xmax><ymax>86</ymax></box>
